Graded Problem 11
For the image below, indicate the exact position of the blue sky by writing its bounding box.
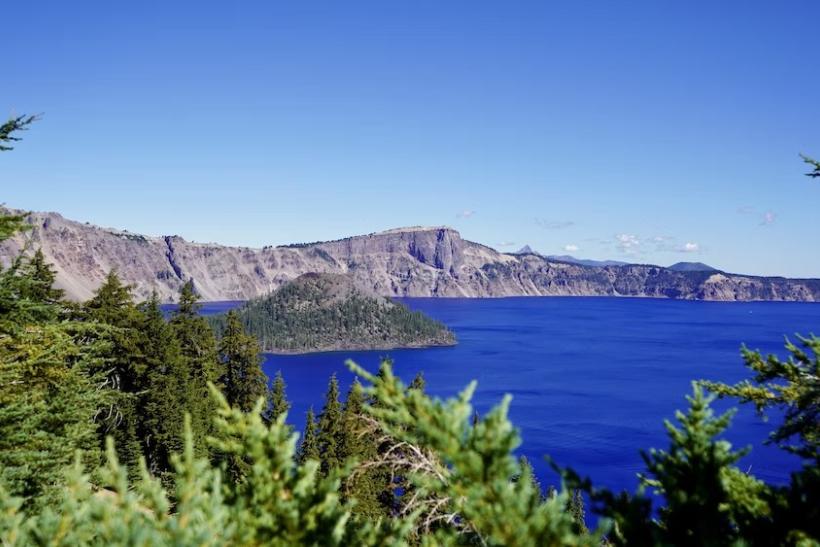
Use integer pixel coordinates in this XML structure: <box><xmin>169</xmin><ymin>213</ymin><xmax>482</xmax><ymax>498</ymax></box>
<box><xmin>2</xmin><ymin>1</ymin><xmax>819</xmax><ymax>276</ymax></box>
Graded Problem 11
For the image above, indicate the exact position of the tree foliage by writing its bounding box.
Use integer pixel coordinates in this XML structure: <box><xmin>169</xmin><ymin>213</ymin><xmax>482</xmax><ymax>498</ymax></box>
<box><xmin>702</xmin><ymin>336</ymin><xmax>819</xmax><ymax>461</ymax></box>
<box><xmin>218</xmin><ymin>310</ymin><xmax>266</xmax><ymax>413</ymax></box>
<box><xmin>170</xmin><ymin>280</ymin><xmax>221</xmax><ymax>457</ymax></box>
<box><xmin>0</xmin><ymin>115</ymin><xmax>38</xmax><ymax>152</ymax></box>
<box><xmin>266</xmin><ymin>370</ymin><xmax>290</xmax><ymax>423</ymax></box>
<box><xmin>317</xmin><ymin>374</ymin><xmax>343</xmax><ymax>475</ymax></box>
<box><xmin>208</xmin><ymin>273</ymin><xmax>455</xmax><ymax>353</ymax></box>
<box><xmin>801</xmin><ymin>153</ymin><xmax>820</xmax><ymax>178</ymax></box>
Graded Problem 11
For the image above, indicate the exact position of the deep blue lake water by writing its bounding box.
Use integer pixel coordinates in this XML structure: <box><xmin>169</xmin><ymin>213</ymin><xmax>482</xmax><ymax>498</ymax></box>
<box><xmin>177</xmin><ymin>297</ymin><xmax>819</xmax><ymax>497</ymax></box>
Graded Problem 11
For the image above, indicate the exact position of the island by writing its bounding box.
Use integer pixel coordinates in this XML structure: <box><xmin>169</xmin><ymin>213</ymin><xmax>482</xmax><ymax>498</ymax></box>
<box><xmin>208</xmin><ymin>272</ymin><xmax>457</xmax><ymax>353</ymax></box>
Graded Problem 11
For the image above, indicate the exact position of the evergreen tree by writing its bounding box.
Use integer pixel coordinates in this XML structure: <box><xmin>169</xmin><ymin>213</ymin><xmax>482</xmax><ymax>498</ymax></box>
<box><xmin>298</xmin><ymin>407</ymin><xmax>320</xmax><ymax>464</ymax></box>
<box><xmin>340</xmin><ymin>380</ymin><xmax>390</xmax><ymax>519</ymax></box>
<box><xmin>266</xmin><ymin>370</ymin><xmax>290</xmax><ymax>423</ymax></box>
<box><xmin>348</xmin><ymin>360</ymin><xmax>599</xmax><ymax>544</ymax></box>
<box><xmin>170</xmin><ymin>280</ymin><xmax>220</xmax><ymax>458</ymax></box>
<box><xmin>0</xmin><ymin>321</ymin><xmax>107</xmax><ymax>511</ymax></box>
<box><xmin>0</xmin><ymin>252</ymin><xmax>59</xmax><ymax>330</ymax></box>
<box><xmin>317</xmin><ymin>374</ymin><xmax>343</xmax><ymax>474</ymax></box>
<box><xmin>82</xmin><ymin>270</ymin><xmax>145</xmax><ymax>477</ymax></box>
<box><xmin>340</xmin><ymin>380</ymin><xmax>368</xmax><ymax>461</ymax></box>
<box><xmin>218</xmin><ymin>310</ymin><xmax>266</xmax><ymax>413</ymax></box>
<box><xmin>0</xmin><ymin>114</ymin><xmax>37</xmax><ymax>152</ymax></box>
<box><xmin>0</xmin><ymin>210</ymin><xmax>29</xmax><ymax>241</ymax></box>
<box><xmin>702</xmin><ymin>336</ymin><xmax>820</xmax><ymax>461</ymax></box>
<box><xmin>801</xmin><ymin>153</ymin><xmax>820</xmax><ymax>178</ymax></box>
<box><xmin>17</xmin><ymin>249</ymin><xmax>64</xmax><ymax>306</ymax></box>
<box><xmin>408</xmin><ymin>371</ymin><xmax>425</xmax><ymax>392</ymax></box>
<box><xmin>0</xmin><ymin>211</ymin><xmax>108</xmax><ymax>510</ymax></box>
<box><xmin>702</xmin><ymin>335</ymin><xmax>820</xmax><ymax>542</ymax></box>
<box><xmin>517</xmin><ymin>456</ymin><xmax>543</xmax><ymax>501</ymax></box>
<box><xmin>136</xmin><ymin>294</ymin><xmax>187</xmax><ymax>479</ymax></box>
<box><xmin>569</xmin><ymin>490</ymin><xmax>588</xmax><ymax>535</ymax></box>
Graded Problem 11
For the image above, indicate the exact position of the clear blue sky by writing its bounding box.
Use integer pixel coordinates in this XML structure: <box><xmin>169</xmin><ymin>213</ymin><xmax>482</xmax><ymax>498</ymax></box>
<box><xmin>3</xmin><ymin>1</ymin><xmax>819</xmax><ymax>276</ymax></box>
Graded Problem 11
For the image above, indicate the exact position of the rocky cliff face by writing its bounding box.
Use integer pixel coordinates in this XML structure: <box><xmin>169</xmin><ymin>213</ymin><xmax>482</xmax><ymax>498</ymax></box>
<box><xmin>2</xmin><ymin>210</ymin><xmax>819</xmax><ymax>303</ymax></box>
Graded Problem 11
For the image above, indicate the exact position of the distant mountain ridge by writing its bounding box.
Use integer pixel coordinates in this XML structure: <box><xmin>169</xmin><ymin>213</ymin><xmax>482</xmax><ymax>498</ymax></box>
<box><xmin>668</xmin><ymin>262</ymin><xmax>718</xmax><ymax>272</ymax></box>
<box><xmin>513</xmin><ymin>246</ymin><xmax>628</xmax><ymax>267</ymax></box>
<box><xmin>2</xmin><ymin>209</ymin><xmax>819</xmax><ymax>302</ymax></box>
<box><xmin>515</xmin><ymin>246</ymin><xmax>715</xmax><ymax>271</ymax></box>
<box><xmin>547</xmin><ymin>255</ymin><xmax>630</xmax><ymax>268</ymax></box>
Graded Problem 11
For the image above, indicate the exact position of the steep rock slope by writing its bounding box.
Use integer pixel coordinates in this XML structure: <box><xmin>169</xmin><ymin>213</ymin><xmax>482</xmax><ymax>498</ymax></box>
<box><xmin>2</xmin><ymin>210</ymin><xmax>819</xmax><ymax>302</ymax></box>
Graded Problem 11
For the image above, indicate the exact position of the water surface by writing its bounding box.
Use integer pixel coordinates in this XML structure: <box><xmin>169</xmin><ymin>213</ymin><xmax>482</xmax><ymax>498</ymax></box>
<box><xmin>261</xmin><ymin>297</ymin><xmax>818</xmax><ymax>494</ymax></box>
<box><xmin>171</xmin><ymin>297</ymin><xmax>818</xmax><ymax>495</ymax></box>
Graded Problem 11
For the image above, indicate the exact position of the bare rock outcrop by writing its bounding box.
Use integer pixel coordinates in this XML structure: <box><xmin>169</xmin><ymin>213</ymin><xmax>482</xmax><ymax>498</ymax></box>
<box><xmin>2</xmin><ymin>210</ymin><xmax>818</xmax><ymax>303</ymax></box>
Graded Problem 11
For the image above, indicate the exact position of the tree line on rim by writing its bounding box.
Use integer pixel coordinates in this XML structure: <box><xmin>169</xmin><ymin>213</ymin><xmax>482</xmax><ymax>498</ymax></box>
<box><xmin>0</xmin><ymin>117</ymin><xmax>818</xmax><ymax>545</ymax></box>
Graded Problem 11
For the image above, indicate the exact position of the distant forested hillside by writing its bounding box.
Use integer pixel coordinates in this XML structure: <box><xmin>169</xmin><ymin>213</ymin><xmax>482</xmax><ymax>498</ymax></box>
<box><xmin>209</xmin><ymin>273</ymin><xmax>456</xmax><ymax>353</ymax></box>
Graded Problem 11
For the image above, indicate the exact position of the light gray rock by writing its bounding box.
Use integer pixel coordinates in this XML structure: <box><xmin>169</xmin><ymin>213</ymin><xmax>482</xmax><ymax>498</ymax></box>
<box><xmin>2</xmin><ymin>210</ymin><xmax>818</xmax><ymax>303</ymax></box>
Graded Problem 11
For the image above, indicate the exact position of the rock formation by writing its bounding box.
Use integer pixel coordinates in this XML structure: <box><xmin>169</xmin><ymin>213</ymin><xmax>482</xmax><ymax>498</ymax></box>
<box><xmin>2</xmin><ymin>210</ymin><xmax>818</xmax><ymax>303</ymax></box>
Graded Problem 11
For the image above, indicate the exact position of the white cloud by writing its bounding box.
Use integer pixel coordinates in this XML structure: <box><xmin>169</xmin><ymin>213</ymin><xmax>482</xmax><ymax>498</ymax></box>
<box><xmin>615</xmin><ymin>233</ymin><xmax>641</xmax><ymax>254</ymax></box>
<box><xmin>760</xmin><ymin>211</ymin><xmax>776</xmax><ymax>226</ymax></box>
<box><xmin>535</xmin><ymin>218</ymin><xmax>575</xmax><ymax>230</ymax></box>
<box><xmin>738</xmin><ymin>206</ymin><xmax>776</xmax><ymax>226</ymax></box>
<box><xmin>456</xmin><ymin>210</ymin><xmax>475</xmax><ymax>219</ymax></box>
<box><xmin>497</xmin><ymin>241</ymin><xmax>516</xmax><ymax>247</ymax></box>
<box><xmin>563</xmin><ymin>244</ymin><xmax>579</xmax><ymax>252</ymax></box>
<box><xmin>679</xmin><ymin>242</ymin><xmax>700</xmax><ymax>253</ymax></box>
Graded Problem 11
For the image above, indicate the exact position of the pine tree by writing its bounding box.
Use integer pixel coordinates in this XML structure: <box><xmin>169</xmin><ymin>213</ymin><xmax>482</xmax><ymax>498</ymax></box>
<box><xmin>17</xmin><ymin>249</ymin><xmax>64</xmax><ymax>306</ymax></box>
<box><xmin>0</xmin><ymin>214</ymin><xmax>108</xmax><ymax>510</ymax></box>
<box><xmin>517</xmin><ymin>456</ymin><xmax>543</xmax><ymax>501</ymax></box>
<box><xmin>298</xmin><ymin>407</ymin><xmax>320</xmax><ymax>464</ymax></box>
<box><xmin>0</xmin><ymin>319</ymin><xmax>107</xmax><ymax>511</ymax></box>
<box><xmin>341</xmin><ymin>380</ymin><xmax>391</xmax><ymax>519</ymax></box>
<box><xmin>266</xmin><ymin>370</ymin><xmax>290</xmax><ymax>423</ymax></box>
<box><xmin>317</xmin><ymin>374</ymin><xmax>343</xmax><ymax>474</ymax></box>
<box><xmin>82</xmin><ymin>270</ymin><xmax>145</xmax><ymax>477</ymax></box>
<box><xmin>569</xmin><ymin>490</ymin><xmax>588</xmax><ymax>535</ymax></box>
<box><xmin>170</xmin><ymin>280</ymin><xmax>220</xmax><ymax>458</ymax></box>
<box><xmin>408</xmin><ymin>371</ymin><xmax>425</xmax><ymax>392</ymax></box>
<box><xmin>136</xmin><ymin>294</ymin><xmax>187</xmax><ymax>479</ymax></box>
<box><xmin>218</xmin><ymin>310</ymin><xmax>266</xmax><ymax>413</ymax></box>
<box><xmin>0</xmin><ymin>114</ymin><xmax>37</xmax><ymax>152</ymax></box>
<box><xmin>0</xmin><ymin>210</ymin><xmax>29</xmax><ymax>241</ymax></box>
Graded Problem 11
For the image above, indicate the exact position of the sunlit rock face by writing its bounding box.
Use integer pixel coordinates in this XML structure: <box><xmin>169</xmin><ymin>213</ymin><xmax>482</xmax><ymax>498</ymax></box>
<box><xmin>2</xmin><ymin>210</ymin><xmax>818</xmax><ymax>303</ymax></box>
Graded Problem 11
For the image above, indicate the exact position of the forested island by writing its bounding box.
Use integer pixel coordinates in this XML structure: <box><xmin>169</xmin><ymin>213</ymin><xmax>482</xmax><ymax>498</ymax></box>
<box><xmin>208</xmin><ymin>272</ymin><xmax>456</xmax><ymax>353</ymax></box>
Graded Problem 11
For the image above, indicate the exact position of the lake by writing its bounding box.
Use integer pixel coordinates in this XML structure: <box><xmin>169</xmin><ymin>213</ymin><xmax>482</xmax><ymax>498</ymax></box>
<box><xmin>186</xmin><ymin>297</ymin><xmax>819</xmax><ymax>496</ymax></box>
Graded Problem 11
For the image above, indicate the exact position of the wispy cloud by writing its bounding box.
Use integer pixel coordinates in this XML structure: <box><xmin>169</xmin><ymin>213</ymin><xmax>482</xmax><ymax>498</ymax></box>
<box><xmin>738</xmin><ymin>205</ymin><xmax>777</xmax><ymax>226</ymax></box>
<box><xmin>760</xmin><ymin>211</ymin><xmax>776</xmax><ymax>226</ymax></box>
<box><xmin>563</xmin><ymin>244</ymin><xmax>579</xmax><ymax>252</ymax></box>
<box><xmin>456</xmin><ymin>210</ymin><xmax>475</xmax><ymax>219</ymax></box>
<box><xmin>535</xmin><ymin>218</ymin><xmax>575</xmax><ymax>230</ymax></box>
<box><xmin>678</xmin><ymin>242</ymin><xmax>700</xmax><ymax>253</ymax></box>
<box><xmin>615</xmin><ymin>233</ymin><xmax>641</xmax><ymax>254</ymax></box>
<box><xmin>650</xmin><ymin>235</ymin><xmax>676</xmax><ymax>252</ymax></box>
<box><xmin>497</xmin><ymin>241</ymin><xmax>516</xmax><ymax>247</ymax></box>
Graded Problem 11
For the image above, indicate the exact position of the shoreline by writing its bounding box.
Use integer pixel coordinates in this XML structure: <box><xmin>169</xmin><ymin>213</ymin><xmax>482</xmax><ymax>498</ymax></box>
<box><xmin>260</xmin><ymin>339</ymin><xmax>458</xmax><ymax>356</ymax></box>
